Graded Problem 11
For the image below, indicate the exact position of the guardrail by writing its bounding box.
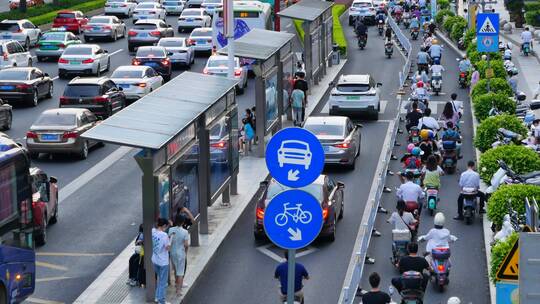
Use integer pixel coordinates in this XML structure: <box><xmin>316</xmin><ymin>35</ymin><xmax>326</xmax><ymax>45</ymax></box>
<box><xmin>338</xmin><ymin>95</ymin><xmax>403</xmax><ymax>304</ymax></box>
<box><xmin>387</xmin><ymin>16</ymin><xmax>413</xmax><ymax>89</ymax></box>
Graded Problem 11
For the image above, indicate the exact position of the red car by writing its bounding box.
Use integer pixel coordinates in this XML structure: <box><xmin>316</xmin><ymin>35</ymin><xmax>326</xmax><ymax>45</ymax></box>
<box><xmin>9</xmin><ymin>0</ymin><xmax>44</xmax><ymax>10</ymax></box>
<box><xmin>30</xmin><ymin>167</ymin><xmax>59</xmax><ymax>246</ymax></box>
<box><xmin>52</xmin><ymin>10</ymin><xmax>89</xmax><ymax>34</ymax></box>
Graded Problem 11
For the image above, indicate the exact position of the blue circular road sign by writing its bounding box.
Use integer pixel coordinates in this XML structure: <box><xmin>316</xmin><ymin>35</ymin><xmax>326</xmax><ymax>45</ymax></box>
<box><xmin>265</xmin><ymin>127</ymin><xmax>325</xmax><ymax>188</ymax></box>
<box><xmin>263</xmin><ymin>189</ymin><xmax>324</xmax><ymax>249</ymax></box>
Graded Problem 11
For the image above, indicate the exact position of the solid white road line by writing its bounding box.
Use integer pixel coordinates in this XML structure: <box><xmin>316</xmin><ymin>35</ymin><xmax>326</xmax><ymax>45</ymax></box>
<box><xmin>109</xmin><ymin>49</ymin><xmax>124</xmax><ymax>56</ymax></box>
<box><xmin>52</xmin><ymin>76</ymin><xmax>59</xmax><ymax>81</ymax></box>
<box><xmin>58</xmin><ymin>146</ymin><xmax>133</xmax><ymax>204</ymax></box>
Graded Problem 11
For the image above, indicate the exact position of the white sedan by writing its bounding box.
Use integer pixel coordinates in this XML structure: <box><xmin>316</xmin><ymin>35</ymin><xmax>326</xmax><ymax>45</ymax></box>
<box><xmin>203</xmin><ymin>55</ymin><xmax>247</xmax><ymax>94</ymax></box>
<box><xmin>188</xmin><ymin>27</ymin><xmax>212</xmax><ymax>52</ymax></box>
<box><xmin>58</xmin><ymin>44</ymin><xmax>111</xmax><ymax>78</ymax></box>
<box><xmin>104</xmin><ymin>0</ymin><xmax>138</xmax><ymax>18</ymax></box>
<box><xmin>157</xmin><ymin>37</ymin><xmax>194</xmax><ymax>67</ymax></box>
<box><xmin>133</xmin><ymin>3</ymin><xmax>167</xmax><ymax>22</ymax></box>
<box><xmin>163</xmin><ymin>0</ymin><xmax>185</xmax><ymax>15</ymax></box>
<box><xmin>83</xmin><ymin>16</ymin><xmax>127</xmax><ymax>42</ymax></box>
<box><xmin>0</xmin><ymin>19</ymin><xmax>41</xmax><ymax>49</ymax></box>
<box><xmin>177</xmin><ymin>8</ymin><xmax>211</xmax><ymax>32</ymax></box>
<box><xmin>110</xmin><ymin>65</ymin><xmax>163</xmax><ymax>103</ymax></box>
<box><xmin>201</xmin><ymin>0</ymin><xmax>222</xmax><ymax>16</ymax></box>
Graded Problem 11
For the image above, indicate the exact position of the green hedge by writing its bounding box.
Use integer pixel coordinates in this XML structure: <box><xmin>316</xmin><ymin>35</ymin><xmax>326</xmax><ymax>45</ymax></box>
<box><xmin>480</xmin><ymin>145</ymin><xmax>540</xmax><ymax>184</ymax></box>
<box><xmin>438</xmin><ymin>0</ymin><xmax>450</xmax><ymax>10</ymax></box>
<box><xmin>474</xmin><ymin>114</ymin><xmax>528</xmax><ymax>152</ymax></box>
<box><xmin>525</xmin><ymin>10</ymin><xmax>540</xmax><ymax>27</ymax></box>
<box><xmin>475</xmin><ymin>59</ymin><xmax>507</xmax><ymax>79</ymax></box>
<box><xmin>471</xmin><ymin>78</ymin><xmax>513</xmax><ymax>99</ymax></box>
<box><xmin>490</xmin><ymin>233</ymin><xmax>518</xmax><ymax>282</ymax></box>
<box><xmin>443</xmin><ymin>16</ymin><xmax>464</xmax><ymax>33</ymax></box>
<box><xmin>0</xmin><ymin>0</ymin><xmax>105</xmax><ymax>26</ymax></box>
<box><xmin>472</xmin><ymin>92</ymin><xmax>516</xmax><ymax>122</ymax></box>
<box><xmin>525</xmin><ymin>1</ymin><xmax>540</xmax><ymax>11</ymax></box>
<box><xmin>467</xmin><ymin>43</ymin><xmax>502</xmax><ymax>66</ymax></box>
<box><xmin>450</xmin><ymin>19</ymin><xmax>467</xmax><ymax>41</ymax></box>
<box><xmin>487</xmin><ymin>184</ymin><xmax>540</xmax><ymax>228</ymax></box>
<box><xmin>463</xmin><ymin>28</ymin><xmax>475</xmax><ymax>49</ymax></box>
<box><xmin>435</xmin><ymin>9</ymin><xmax>455</xmax><ymax>25</ymax></box>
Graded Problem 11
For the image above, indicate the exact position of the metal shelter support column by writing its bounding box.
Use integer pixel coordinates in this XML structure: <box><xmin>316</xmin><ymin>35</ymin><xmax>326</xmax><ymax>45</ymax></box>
<box><xmin>255</xmin><ymin>69</ymin><xmax>266</xmax><ymax>157</ymax></box>
<box><xmin>197</xmin><ymin>115</ymin><xmax>210</xmax><ymax>234</ymax></box>
<box><xmin>303</xmin><ymin>21</ymin><xmax>313</xmax><ymax>88</ymax></box>
<box><xmin>321</xmin><ymin>19</ymin><xmax>327</xmax><ymax>76</ymax></box>
<box><xmin>134</xmin><ymin>150</ymin><xmax>157</xmax><ymax>302</ymax></box>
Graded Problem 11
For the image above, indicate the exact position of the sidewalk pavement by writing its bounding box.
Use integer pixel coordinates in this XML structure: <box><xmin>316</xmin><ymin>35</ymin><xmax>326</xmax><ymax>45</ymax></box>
<box><xmin>74</xmin><ymin>58</ymin><xmax>347</xmax><ymax>304</ymax></box>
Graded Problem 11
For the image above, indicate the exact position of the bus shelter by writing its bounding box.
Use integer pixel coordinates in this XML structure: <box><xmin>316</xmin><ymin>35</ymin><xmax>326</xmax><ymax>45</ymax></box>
<box><xmin>82</xmin><ymin>72</ymin><xmax>238</xmax><ymax>301</ymax></box>
<box><xmin>218</xmin><ymin>29</ymin><xmax>294</xmax><ymax>157</ymax></box>
<box><xmin>278</xmin><ymin>0</ymin><xmax>334</xmax><ymax>87</ymax></box>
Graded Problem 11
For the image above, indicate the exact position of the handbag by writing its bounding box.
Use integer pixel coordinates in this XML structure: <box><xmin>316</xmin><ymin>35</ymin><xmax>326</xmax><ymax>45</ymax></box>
<box><xmin>398</xmin><ymin>214</ymin><xmax>415</xmax><ymax>239</ymax></box>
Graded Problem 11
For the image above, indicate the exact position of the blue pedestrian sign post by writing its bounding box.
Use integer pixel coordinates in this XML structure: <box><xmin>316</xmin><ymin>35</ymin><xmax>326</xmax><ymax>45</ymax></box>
<box><xmin>264</xmin><ymin>127</ymin><xmax>325</xmax><ymax>304</ymax></box>
<box><xmin>265</xmin><ymin>127</ymin><xmax>325</xmax><ymax>188</ymax></box>
<box><xmin>264</xmin><ymin>189</ymin><xmax>324</xmax><ymax>250</ymax></box>
<box><xmin>476</xmin><ymin>13</ymin><xmax>499</xmax><ymax>53</ymax></box>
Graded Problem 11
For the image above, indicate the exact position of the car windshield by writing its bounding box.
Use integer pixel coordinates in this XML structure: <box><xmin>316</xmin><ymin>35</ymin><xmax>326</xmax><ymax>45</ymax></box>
<box><xmin>63</xmin><ymin>85</ymin><xmax>100</xmax><ymax>97</ymax></box>
<box><xmin>0</xmin><ymin>23</ymin><xmax>20</xmax><ymax>32</ymax></box>
<box><xmin>56</xmin><ymin>13</ymin><xmax>76</xmax><ymax>18</ymax></box>
<box><xmin>337</xmin><ymin>83</ymin><xmax>371</xmax><ymax>92</ymax></box>
<box><xmin>353</xmin><ymin>2</ymin><xmax>371</xmax><ymax>7</ymax></box>
<box><xmin>304</xmin><ymin>123</ymin><xmax>344</xmax><ymax>136</ymax></box>
<box><xmin>41</xmin><ymin>33</ymin><xmax>66</xmax><ymax>41</ymax></box>
<box><xmin>182</xmin><ymin>10</ymin><xmax>200</xmax><ymax>16</ymax></box>
<box><xmin>112</xmin><ymin>69</ymin><xmax>144</xmax><ymax>78</ymax></box>
<box><xmin>133</xmin><ymin>24</ymin><xmax>157</xmax><ymax>30</ymax></box>
<box><xmin>158</xmin><ymin>39</ymin><xmax>185</xmax><ymax>47</ymax></box>
<box><xmin>207</xmin><ymin>59</ymin><xmax>229</xmax><ymax>67</ymax></box>
<box><xmin>63</xmin><ymin>47</ymin><xmax>92</xmax><ymax>55</ymax></box>
<box><xmin>0</xmin><ymin>70</ymin><xmax>28</xmax><ymax>80</ymax></box>
<box><xmin>34</xmin><ymin>113</ymin><xmax>77</xmax><ymax>126</ymax></box>
<box><xmin>191</xmin><ymin>30</ymin><xmax>211</xmax><ymax>37</ymax></box>
<box><xmin>89</xmin><ymin>17</ymin><xmax>111</xmax><ymax>24</ymax></box>
<box><xmin>137</xmin><ymin>49</ymin><xmax>165</xmax><ymax>57</ymax></box>
<box><xmin>267</xmin><ymin>182</ymin><xmax>323</xmax><ymax>201</ymax></box>
<box><xmin>138</xmin><ymin>3</ymin><xmax>156</xmax><ymax>8</ymax></box>
<box><xmin>163</xmin><ymin>1</ymin><xmax>182</xmax><ymax>5</ymax></box>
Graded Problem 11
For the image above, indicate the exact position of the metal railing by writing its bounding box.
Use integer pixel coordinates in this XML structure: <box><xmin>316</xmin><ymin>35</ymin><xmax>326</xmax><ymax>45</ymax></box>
<box><xmin>387</xmin><ymin>16</ymin><xmax>413</xmax><ymax>89</ymax></box>
<box><xmin>338</xmin><ymin>95</ymin><xmax>403</xmax><ymax>304</ymax></box>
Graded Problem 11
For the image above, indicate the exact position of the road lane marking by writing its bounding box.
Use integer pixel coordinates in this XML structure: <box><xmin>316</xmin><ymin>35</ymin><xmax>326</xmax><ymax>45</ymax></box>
<box><xmin>26</xmin><ymin>297</ymin><xmax>64</xmax><ymax>304</ymax></box>
<box><xmin>37</xmin><ymin>252</ymin><xmax>115</xmax><ymax>257</ymax></box>
<box><xmin>36</xmin><ymin>261</ymin><xmax>69</xmax><ymax>271</ymax></box>
<box><xmin>58</xmin><ymin>146</ymin><xmax>133</xmax><ymax>204</ymax></box>
<box><xmin>52</xmin><ymin>76</ymin><xmax>59</xmax><ymax>81</ymax></box>
<box><xmin>36</xmin><ymin>276</ymin><xmax>73</xmax><ymax>283</ymax></box>
<box><xmin>256</xmin><ymin>244</ymin><xmax>317</xmax><ymax>262</ymax></box>
<box><xmin>109</xmin><ymin>49</ymin><xmax>124</xmax><ymax>56</ymax></box>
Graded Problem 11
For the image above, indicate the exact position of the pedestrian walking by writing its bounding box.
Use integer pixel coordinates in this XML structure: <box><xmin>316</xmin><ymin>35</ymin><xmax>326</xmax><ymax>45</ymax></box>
<box><xmin>293</xmin><ymin>72</ymin><xmax>308</xmax><ymax>121</ymax></box>
<box><xmin>169</xmin><ymin>214</ymin><xmax>190</xmax><ymax>296</ymax></box>
<box><xmin>152</xmin><ymin>218</ymin><xmax>171</xmax><ymax>304</ymax></box>
<box><xmin>290</xmin><ymin>87</ymin><xmax>305</xmax><ymax>126</ymax></box>
<box><xmin>127</xmin><ymin>224</ymin><xmax>145</xmax><ymax>287</ymax></box>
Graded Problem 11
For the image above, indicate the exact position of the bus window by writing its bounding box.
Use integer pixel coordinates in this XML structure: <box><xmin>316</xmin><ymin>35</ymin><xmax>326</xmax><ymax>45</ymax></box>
<box><xmin>0</xmin><ymin>163</ymin><xmax>17</xmax><ymax>226</ymax></box>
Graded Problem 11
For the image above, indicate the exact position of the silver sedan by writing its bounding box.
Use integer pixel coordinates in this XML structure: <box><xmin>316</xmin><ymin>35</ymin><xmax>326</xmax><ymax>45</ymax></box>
<box><xmin>157</xmin><ymin>37</ymin><xmax>194</xmax><ymax>67</ymax></box>
<box><xmin>83</xmin><ymin>16</ymin><xmax>127</xmax><ymax>42</ymax></box>
<box><xmin>303</xmin><ymin>116</ymin><xmax>362</xmax><ymax>169</ymax></box>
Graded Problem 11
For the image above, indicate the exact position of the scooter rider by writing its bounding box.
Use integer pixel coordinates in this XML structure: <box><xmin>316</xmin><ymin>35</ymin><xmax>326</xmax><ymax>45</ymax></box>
<box><xmin>428</xmin><ymin>39</ymin><xmax>442</xmax><ymax>63</ymax></box>
<box><xmin>376</xmin><ymin>10</ymin><xmax>386</xmax><ymax>24</ymax></box>
<box><xmin>418</xmin><ymin>212</ymin><xmax>458</xmax><ymax>263</ymax></box>
<box><xmin>430</xmin><ymin>62</ymin><xmax>445</xmax><ymax>80</ymax></box>
<box><xmin>458</xmin><ymin>55</ymin><xmax>471</xmax><ymax>73</ymax></box>
<box><xmin>397</xmin><ymin>171</ymin><xmax>425</xmax><ymax>207</ymax></box>
<box><xmin>453</xmin><ymin>161</ymin><xmax>486</xmax><ymax>221</ymax></box>
<box><xmin>440</xmin><ymin>121</ymin><xmax>462</xmax><ymax>158</ymax></box>
<box><xmin>417</xmin><ymin>48</ymin><xmax>430</xmax><ymax>73</ymax></box>
<box><xmin>362</xmin><ymin>272</ymin><xmax>392</xmax><ymax>304</ymax></box>
<box><xmin>355</xmin><ymin>17</ymin><xmax>368</xmax><ymax>41</ymax></box>
<box><xmin>521</xmin><ymin>27</ymin><xmax>533</xmax><ymax>51</ymax></box>
<box><xmin>410</xmin><ymin>16</ymin><xmax>420</xmax><ymax>31</ymax></box>
<box><xmin>274</xmin><ymin>251</ymin><xmax>309</xmax><ymax>301</ymax></box>
<box><xmin>391</xmin><ymin>242</ymin><xmax>431</xmax><ymax>292</ymax></box>
<box><xmin>399</xmin><ymin>147</ymin><xmax>423</xmax><ymax>183</ymax></box>
<box><xmin>412</xmin><ymin>81</ymin><xmax>429</xmax><ymax>101</ymax></box>
<box><xmin>448</xmin><ymin>297</ymin><xmax>461</xmax><ymax>304</ymax></box>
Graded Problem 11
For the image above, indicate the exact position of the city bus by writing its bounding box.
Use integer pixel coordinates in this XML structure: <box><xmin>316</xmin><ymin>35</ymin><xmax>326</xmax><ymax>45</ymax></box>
<box><xmin>0</xmin><ymin>133</ymin><xmax>36</xmax><ymax>304</ymax></box>
<box><xmin>212</xmin><ymin>0</ymin><xmax>272</xmax><ymax>50</ymax></box>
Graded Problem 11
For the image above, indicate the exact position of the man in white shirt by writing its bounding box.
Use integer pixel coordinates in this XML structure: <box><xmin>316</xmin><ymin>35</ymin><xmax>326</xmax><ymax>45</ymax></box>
<box><xmin>533</xmin><ymin>81</ymin><xmax>540</xmax><ymax>100</ymax></box>
<box><xmin>152</xmin><ymin>218</ymin><xmax>171</xmax><ymax>304</ymax></box>
<box><xmin>521</xmin><ymin>27</ymin><xmax>533</xmax><ymax>50</ymax></box>
<box><xmin>454</xmin><ymin>161</ymin><xmax>486</xmax><ymax>220</ymax></box>
<box><xmin>417</xmin><ymin>108</ymin><xmax>440</xmax><ymax>131</ymax></box>
<box><xmin>397</xmin><ymin>171</ymin><xmax>425</xmax><ymax>203</ymax></box>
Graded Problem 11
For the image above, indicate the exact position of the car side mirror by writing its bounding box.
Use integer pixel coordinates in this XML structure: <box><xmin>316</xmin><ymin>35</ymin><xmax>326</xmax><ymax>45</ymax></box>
<box><xmin>49</xmin><ymin>176</ymin><xmax>58</xmax><ymax>183</ymax></box>
<box><xmin>44</xmin><ymin>73</ymin><xmax>49</xmax><ymax>77</ymax></box>
<box><xmin>377</xmin><ymin>82</ymin><xmax>383</xmax><ymax>87</ymax></box>
<box><xmin>337</xmin><ymin>181</ymin><xmax>345</xmax><ymax>189</ymax></box>
<box><xmin>118</xmin><ymin>87</ymin><xmax>123</xmax><ymax>91</ymax></box>
<box><xmin>104</xmin><ymin>49</ymin><xmax>109</xmax><ymax>53</ymax></box>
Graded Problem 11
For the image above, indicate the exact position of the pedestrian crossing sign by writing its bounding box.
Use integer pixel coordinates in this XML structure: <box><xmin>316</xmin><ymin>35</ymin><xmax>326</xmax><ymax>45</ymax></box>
<box><xmin>476</xmin><ymin>13</ymin><xmax>499</xmax><ymax>36</ymax></box>
<box><xmin>496</xmin><ymin>238</ymin><xmax>519</xmax><ymax>281</ymax></box>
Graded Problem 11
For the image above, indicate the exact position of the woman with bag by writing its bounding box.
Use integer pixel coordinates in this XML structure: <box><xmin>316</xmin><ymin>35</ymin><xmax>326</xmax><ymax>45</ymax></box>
<box><xmin>127</xmin><ymin>224</ymin><xmax>145</xmax><ymax>287</ymax></box>
<box><xmin>169</xmin><ymin>214</ymin><xmax>190</xmax><ymax>296</ymax></box>
<box><xmin>388</xmin><ymin>200</ymin><xmax>418</xmax><ymax>237</ymax></box>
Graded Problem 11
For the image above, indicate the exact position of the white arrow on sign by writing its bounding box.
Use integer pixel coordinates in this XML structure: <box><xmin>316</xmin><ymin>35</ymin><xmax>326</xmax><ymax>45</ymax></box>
<box><xmin>287</xmin><ymin>169</ymin><xmax>300</xmax><ymax>181</ymax></box>
<box><xmin>288</xmin><ymin>227</ymin><xmax>302</xmax><ymax>241</ymax></box>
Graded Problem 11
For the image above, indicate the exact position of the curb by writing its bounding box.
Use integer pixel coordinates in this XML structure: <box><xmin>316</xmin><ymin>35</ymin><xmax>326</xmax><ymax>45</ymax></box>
<box><xmin>435</xmin><ymin>28</ymin><xmax>497</xmax><ymax>304</ymax></box>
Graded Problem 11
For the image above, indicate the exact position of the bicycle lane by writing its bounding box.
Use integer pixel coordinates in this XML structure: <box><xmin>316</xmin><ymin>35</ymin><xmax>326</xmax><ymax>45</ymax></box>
<box><xmin>356</xmin><ymin>31</ymin><xmax>490</xmax><ymax>303</ymax></box>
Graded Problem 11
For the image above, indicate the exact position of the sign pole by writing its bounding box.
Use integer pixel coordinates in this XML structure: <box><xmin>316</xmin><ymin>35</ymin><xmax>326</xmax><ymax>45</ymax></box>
<box><xmin>224</xmin><ymin>0</ymin><xmax>235</xmax><ymax>78</ymax></box>
<box><xmin>287</xmin><ymin>249</ymin><xmax>296</xmax><ymax>304</ymax></box>
<box><xmin>487</xmin><ymin>53</ymin><xmax>491</xmax><ymax>92</ymax></box>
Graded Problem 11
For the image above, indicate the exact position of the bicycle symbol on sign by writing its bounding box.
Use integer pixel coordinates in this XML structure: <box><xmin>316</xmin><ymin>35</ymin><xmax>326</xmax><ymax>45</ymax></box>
<box><xmin>275</xmin><ymin>203</ymin><xmax>313</xmax><ymax>226</ymax></box>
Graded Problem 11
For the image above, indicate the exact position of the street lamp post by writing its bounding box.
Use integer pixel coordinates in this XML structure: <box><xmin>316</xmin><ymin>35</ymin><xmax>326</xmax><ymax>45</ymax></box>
<box><xmin>224</xmin><ymin>0</ymin><xmax>235</xmax><ymax>78</ymax></box>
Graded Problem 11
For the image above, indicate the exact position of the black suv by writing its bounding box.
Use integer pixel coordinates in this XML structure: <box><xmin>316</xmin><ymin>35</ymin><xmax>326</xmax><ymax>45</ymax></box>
<box><xmin>60</xmin><ymin>76</ymin><xmax>125</xmax><ymax>118</ymax></box>
<box><xmin>132</xmin><ymin>46</ymin><xmax>172</xmax><ymax>81</ymax></box>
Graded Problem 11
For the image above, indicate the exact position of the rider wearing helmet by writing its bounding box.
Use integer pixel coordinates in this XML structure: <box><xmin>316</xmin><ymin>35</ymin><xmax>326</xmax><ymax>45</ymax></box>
<box><xmin>428</xmin><ymin>39</ymin><xmax>442</xmax><ymax>64</ymax></box>
<box><xmin>410</xmin><ymin>16</ymin><xmax>420</xmax><ymax>30</ymax></box>
<box><xmin>418</xmin><ymin>213</ymin><xmax>457</xmax><ymax>261</ymax></box>
<box><xmin>448</xmin><ymin>297</ymin><xmax>461</xmax><ymax>304</ymax></box>
<box><xmin>413</xmin><ymin>81</ymin><xmax>429</xmax><ymax>100</ymax></box>
<box><xmin>458</xmin><ymin>55</ymin><xmax>472</xmax><ymax>73</ymax></box>
<box><xmin>399</xmin><ymin>147</ymin><xmax>423</xmax><ymax>183</ymax></box>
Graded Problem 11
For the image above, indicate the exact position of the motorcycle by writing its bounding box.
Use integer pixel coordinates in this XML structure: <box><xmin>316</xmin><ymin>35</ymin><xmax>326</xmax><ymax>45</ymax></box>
<box><xmin>395</xmin><ymin>11</ymin><xmax>402</xmax><ymax>24</ymax></box>
<box><xmin>389</xmin><ymin>271</ymin><xmax>425</xmax><ymax>304</ymax></box>
<box><xmin>458</xmin><ymin>71</ymin><xmax>468</xmax><ymax>88</ymax></box>
<box><xmin>358</xmin><ymin>34</ymin><xmax>367</xmax><ymax>50</ymax></box>
<box><xmin>491</xmin><ymin>128</ymin><xmax>523</xmax><ymax>148</ymax></box>
<box><xmin>378</xmin><ymin>20</ymin><xmax>384</xmax><ymax>36</ymax></box>
<box><xmin>417</xmin><ymin>63</ymin><xmax>428</xmax><ymax>74</ymax></box>
<box><xmin>411</xmin><ymin>28</ymin><xmax>419</xmax><ymax>40</ymax></box>
<box><xmin>522</xmin><ymin>42</ymin><xmax>531</xmax><ymax>56</ymax></box>
<box><xmin>430</xmin><ymin>247</ymin><xmax>451</xmax><ymax>292</ymax></box>
<box><xmin>430</xmin><ymin>72</ymin><xmax>442</xmax><ymax>96</ymax></box>
<box><xmin>408</xmin><ymin>126</ymin><xmax>421</xmax><ymax>145</ymax></box>
<box><xmin>385</xmin><ymin>41</ymin><xmax>394</xmax><ymax>58</ymax></box>
<box><xmin>486</xmin><ymin>160</ymin><xmax>540</xmax><ymax>195</ymax></box>
<box><xmin>403</xmin><ymin>12</ymin><xmax>410</xmax><ymax>28</ymax></box>
<box><xmin>462</xmin><ymin>187</ymin><xmax>478</xmax><ymax>225</ymax></box>
<box><xmin>391</xmin><ymin>229</ymin><xmax>412</xmax><ymax>267</ymax></box>
<box><xmin>425</xmin><ymin>187</ymin><xmax>439</xmax><ymax>216</ymax></box>
<box><xmin>441</xmin><ymin>140</ymin><xmax>458</xmax><ymax>174</ymax></box>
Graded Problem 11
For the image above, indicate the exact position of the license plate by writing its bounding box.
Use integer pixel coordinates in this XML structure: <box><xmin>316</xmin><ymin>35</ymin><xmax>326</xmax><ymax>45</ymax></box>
<box><xmin>0</xmin><ymin>85</ymin><xmax>14</xmax><ymax>90</ymax></box>
<box><xmin>118</xmin><ymin>84</ymin><xmax>130</xmax><ymax>88</ymax></box>
<box><xmin>70</xmin><ymin>60</ymin><xmax>81</xmax><ymax>65</ymax></box>
<box><xmin>40</xmin><ymin>45</ymin><xmax>56</xmax><ymax>50</ymax></box>
<box><xmin>93</xmin><ymin>27</ymin><xmax>101</xmax><ymax>31</ymax></box>
<box><xmin>197</xmin><ymin>39</ymin><xmax>206</xmax><ymax>44</ymax></box>
<box><xmin>186</xmin><ymin>18</ymin><xmax>193</xmax><ymax>21</ymax></box>
<box><xmin>2</xmin><ymin>35</ymin><xmax>11</xmax><ymax>39</ymax></box>
<box><xmin>346</xmin><ymin>96</ymin><xmax>360</xmax><ymax>100</ymax></box>
<box><xmin>139</xmin><ymin>16</ymin><xmax>147</xmax><ymax>19</ymax></box>
<box><xmin>139</xmin><ymin>33</ymin><xmax>148</xmax><ymax>37</ymax></box>
<box><xmin>144</xmin><ymin>62</ymin><xmax>158</xmax><ymax>67</ymax></box>
<box><xmin>207</xmin><ymin>5</ymin><xmax>213</xmax><ymax>9</ymax></box>
<box><xmin>323</xmin><ymin>146</ymin><xmax>330</xmax><ymax>152</ymax></box>
<box><xmin>41</xmin><ymin>134</ymin><xmax>59</xmax><ymax>141</ymax></box>
<box><xmin>111</xmin><ymin>4</ymin><xmax>118</xmax><ymax>7</ymax></box>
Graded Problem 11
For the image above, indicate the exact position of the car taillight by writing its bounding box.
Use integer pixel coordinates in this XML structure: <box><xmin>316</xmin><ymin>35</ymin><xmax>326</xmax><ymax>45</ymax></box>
<box><xmin>128</xmin><ymin>30</ymin><xmax>137</xmax><ymax>36</ymax></box>
<box><xmin>132</xmin><ymin>58</ymin><xmax>141</xmax><ymax>65</ymax></box>
<box><xmin>62</xmin><ymin>131</ymin><xmax>78</xmax><ymax>139</ymax></box>
<box><xmin>211</xmin><ymin>140</ymin><xmax>227</xmax><ymax>148</ymax></box>
<box><xmin>82</xmin><ymin>58</ymin><xmax>94</xmax><ymax>64</ymax></box>
<box><xmin>59</xmin><ymin>96</ymin><xmax>68</xmax><ymax>104</ymax></box>
<box><xmin>103</xmin><ymin>26</ymin><xmax>112</xmax><ymax>30</ymax></box>
<box><xmin>203</xmin><ymin>68</ymin><xmax>209</xmax><ymax>74</ymax></box>
<box><xmin>207</xmin><ymin>39</ymin><xmax>212</xmax><ymax>43</ymax></box>
<box><xmin>16</xmin><ymin>84</ymin><xmax>31</xmax><ymax>91</ymax></box>
<box><xmin>234</xmin><ymin>69</ymin><xmax>242</xmax><ymax>77</ymax></box>
<box><xmin>256</xmin><ymin>207</ymin><xmax>264</xmax><ymax>220</ymax></box>
<box><xmin>149</xmin><ymin>11</ymin><xmax>156</xmax><ymax>14</ymax></box>
<box><xmin>137</xmin><ymin>83</ymin><xmax>147</xmax><ymax>88</ymax></box>
<box><xmin>187</xmin><ymin>38</ymin><xmax>194</xmax><ymax>45</ymax></box>
<box><xmin>82</xmin><ymin>25</ymin><xmax>92</xmax><ymax>30</ymax></box>
<box><xmin>2</xmin><ymin>52</ymin><xmax>8</xmax><ymax>60</ymax></box>
<box><xmin>120</xmin><ymin>4</ymin><xmax>127</xmax><ymax>6</ymax></box>
<box><xmin>161</xmin><ymin>59</ymin><xmax>170</xmax><ymax>66</ymax></box>
<box><xmin>94</xmin><ymin>96</ymin><xmax>109</xmax><ymax>103</ymax></box>
<box><xmin>322</xmin><ymin>207</ymin><xmax>329</xmax><ymax>220</ymax></box>
<box><xmin>460</xmin><ymin>72</ymin><xmax>466</xmax><ymax>77</ymax></box>
<box><xmin>58</xmin><ymin>58</ymin><xmax>69</xmax><ymax>64</ymax></box>
<box><xmin>334</xmin><ymin>141</ymin><xmax>350</xmax><ymax>149</ymax></box>
<box><xmin>150</xmin><ymin>30</ymin><xmax>161</xmax><ymax>37</ymax></box>
<box><xmin>26</xmin><ymin>131</ymin><xmax>37</xmax><ymax>139</ymax></box>
<box><xmin>437</xmin><ymin>264</ymin><xmax>445</xmax><ymax>272</ymax></box>
<box><xmin>14</xmin><ymin>29</ymin><xmax>22</xmax><ymax>33</ymax></box>
<box><xmin>58</xmin><ymin>43</ymin><xmax>66</xmax><ymax>48</ymax></box>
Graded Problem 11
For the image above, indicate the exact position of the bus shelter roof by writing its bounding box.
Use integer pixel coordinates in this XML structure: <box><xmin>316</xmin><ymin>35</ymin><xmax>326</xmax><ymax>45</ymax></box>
<box><xmin>277</xmin><ymin>0</ymin><xmax>333</xmax><ymax>22</ymax></box>
<box><xmin>82</xmin><ymin>72</ymin><xmax>237</xmax><ymax>150</ymax></box>
<box><xmin>218</xmin><ymin>29</ymin><xmax>294</xmax><ymax>61</ymax></box>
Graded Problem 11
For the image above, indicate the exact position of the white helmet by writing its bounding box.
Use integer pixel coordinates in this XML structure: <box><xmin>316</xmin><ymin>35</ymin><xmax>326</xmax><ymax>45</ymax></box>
<box><xmin>434</xmin><ymin>212</ymin><xmax>445</xmax><ymax>227</ymax></box>
<box><xmin>447</xmin><ymin>297</ymin><xmax>461</xmax><ymax>304</ymax></box>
